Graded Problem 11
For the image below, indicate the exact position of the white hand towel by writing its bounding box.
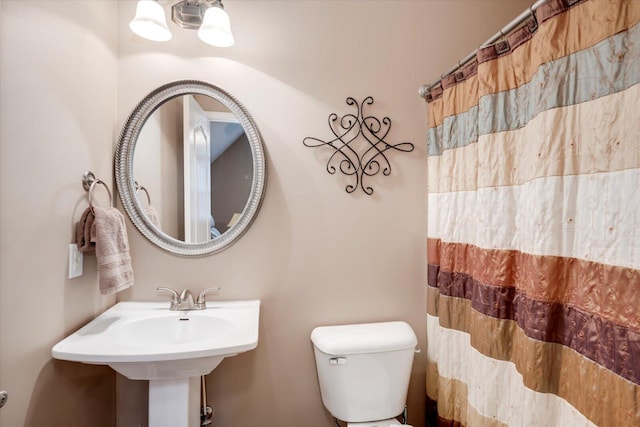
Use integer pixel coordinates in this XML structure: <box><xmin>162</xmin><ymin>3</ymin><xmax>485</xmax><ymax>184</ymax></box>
<box><xmin>91</xmin><ymin>207</ymin><xmax>134</xmax><ymax>295</ymax></box>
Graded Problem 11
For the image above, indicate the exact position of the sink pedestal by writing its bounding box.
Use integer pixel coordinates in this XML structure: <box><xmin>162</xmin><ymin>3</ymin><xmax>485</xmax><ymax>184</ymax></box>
<box><xmin>149</xmin><ymin>377</ymin><xmax>200</xmax><ymax>427</ymax></box>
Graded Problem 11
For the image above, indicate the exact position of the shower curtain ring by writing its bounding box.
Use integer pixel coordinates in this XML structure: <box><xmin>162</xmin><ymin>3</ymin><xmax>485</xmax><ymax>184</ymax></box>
<box><xmin>454</xmin><ymin>61</ymin><xmax>465</xmax><ymax>81</ymax></box>
<box><xmin>527</xmin><ymin>7</ymin><xmax>539</xmax><ymax>33</ymax></box>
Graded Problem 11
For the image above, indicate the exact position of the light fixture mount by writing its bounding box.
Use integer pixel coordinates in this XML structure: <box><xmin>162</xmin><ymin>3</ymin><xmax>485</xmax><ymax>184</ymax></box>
<box><xmin>171</xmin><ymin>0</ymin><xmax>223</xmax><ymax>29</ymax></box>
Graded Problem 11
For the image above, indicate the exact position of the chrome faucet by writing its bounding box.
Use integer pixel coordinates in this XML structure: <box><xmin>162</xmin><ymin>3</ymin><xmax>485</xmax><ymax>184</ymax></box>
<box><xmin>157</xmin><ymin>287</ymin><xmax>221</xmax><ymax>310</ymax></box>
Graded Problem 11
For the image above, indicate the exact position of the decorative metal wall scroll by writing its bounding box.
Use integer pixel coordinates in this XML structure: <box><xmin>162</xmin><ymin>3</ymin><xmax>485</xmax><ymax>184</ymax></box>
<box><xmin>303</xmin><ymin>97</ymin><xmax>414</xmax><ymax>195</ymax></box>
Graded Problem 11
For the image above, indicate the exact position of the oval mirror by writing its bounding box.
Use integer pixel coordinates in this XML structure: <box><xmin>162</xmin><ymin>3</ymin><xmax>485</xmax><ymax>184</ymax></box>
<box><xmin>115</xmin><ymin>80</ymin><xmax>266</xmax><ymax>256</ymax></box>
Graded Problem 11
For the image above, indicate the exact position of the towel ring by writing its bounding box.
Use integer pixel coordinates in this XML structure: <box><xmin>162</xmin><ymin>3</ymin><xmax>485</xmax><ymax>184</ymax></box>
<box><xmin>88</xmin><ymin>180</ymin><xmax>113</xmax><ymax>208</ymax></box>
<box><xmin>83</xmin><ymin>171</ymin><xmax>113</xmax><ymax>208</ymax></box>
<box><xmin>135</xmin><ymin>181</ymin><xmax>152</xmax><ymax>206</ymax></box>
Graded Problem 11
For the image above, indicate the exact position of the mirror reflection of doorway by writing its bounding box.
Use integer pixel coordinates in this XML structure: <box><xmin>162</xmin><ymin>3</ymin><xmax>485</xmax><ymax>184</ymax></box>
<box><xmin>184</xmin><ymin>95</ymin><xmax>212</xmax><ymax>243</ymax></box>
<box><xmin>208</xmin><ymin>113</ymin><xmax>247</xmax><ymax>238</ymax></box>
<box><xmin>183</xmin><ymin>95</ymin><xmax>251</xmax><ymax>243</ymax></box>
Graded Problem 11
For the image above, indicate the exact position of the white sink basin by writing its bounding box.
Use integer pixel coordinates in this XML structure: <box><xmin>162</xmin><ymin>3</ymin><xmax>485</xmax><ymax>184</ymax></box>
<box><xmin>52</xmin><ymin>300</ymin><xmax>260</xmax><ymax>380</ymax></box>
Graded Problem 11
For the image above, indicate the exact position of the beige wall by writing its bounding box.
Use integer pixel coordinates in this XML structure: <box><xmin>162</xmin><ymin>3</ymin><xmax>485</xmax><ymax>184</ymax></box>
<box><xmin>0</xmin><ymin>1</ymin><xmax>118</xmax><ymax>426</ymax></box>
<box><xmin>0</xmin><ymin>1</ymin><xmax>530</xmax><ymax>426</ymax></box>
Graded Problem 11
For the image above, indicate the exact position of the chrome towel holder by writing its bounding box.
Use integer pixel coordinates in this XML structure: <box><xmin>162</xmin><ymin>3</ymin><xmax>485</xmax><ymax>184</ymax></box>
<box><xmin>135</xmin><ymin>181</ymin><xmax>152</xmax><ymax>206</ymax></box>
<box><xmin>82</xmin><ymin>171</ymin><xmax>113</xmax><ymax>208</ymax></box>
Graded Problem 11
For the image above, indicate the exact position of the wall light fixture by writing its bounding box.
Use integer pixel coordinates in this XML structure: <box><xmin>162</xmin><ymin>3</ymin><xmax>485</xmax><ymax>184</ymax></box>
<box><xmin>130</xmin><ymin>0</ymin><xmax>234</xmax><ymax>47</ymax></box>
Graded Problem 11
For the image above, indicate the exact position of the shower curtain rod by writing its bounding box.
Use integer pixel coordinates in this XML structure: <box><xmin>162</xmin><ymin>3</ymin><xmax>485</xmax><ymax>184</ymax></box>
<box><xmin>418</xmin><ymin>0</ymin><xmax>547</xmax><ymax>98</ymax></box>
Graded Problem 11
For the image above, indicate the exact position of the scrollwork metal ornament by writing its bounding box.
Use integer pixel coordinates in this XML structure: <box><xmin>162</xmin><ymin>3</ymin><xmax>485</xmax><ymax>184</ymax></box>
<box><xmin>303</xmin><ymin>97</ymin><xmax>414</xmax><ymax>195</ymax></box>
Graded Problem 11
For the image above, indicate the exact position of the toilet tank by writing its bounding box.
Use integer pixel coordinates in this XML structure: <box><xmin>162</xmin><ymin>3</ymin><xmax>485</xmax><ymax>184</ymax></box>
<box><xmin>311</xmin><ymin>321</ymin><xmax>417</xmax><ymax>423</ymax></box>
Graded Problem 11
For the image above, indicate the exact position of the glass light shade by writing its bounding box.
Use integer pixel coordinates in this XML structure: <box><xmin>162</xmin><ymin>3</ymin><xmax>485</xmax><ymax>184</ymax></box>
<box><xmin>197</xmin><ymin>6</ymin><xmax>235</xmax><ymax>47</ymax></box>
<box><xmin>129</xmin><ymin>0</ymin><xmax>172</xmax><ymax>42</ymax></box>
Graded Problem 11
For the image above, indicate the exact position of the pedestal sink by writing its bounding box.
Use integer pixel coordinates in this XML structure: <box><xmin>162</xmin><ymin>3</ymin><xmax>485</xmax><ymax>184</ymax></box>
<box><xmin>52</xmin><ymin>300</ymin><xmax>260</xmax><ymax>427</ymax></box>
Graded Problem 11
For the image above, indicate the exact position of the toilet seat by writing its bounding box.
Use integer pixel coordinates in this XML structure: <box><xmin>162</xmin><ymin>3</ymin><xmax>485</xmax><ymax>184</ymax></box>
<box><xmin>345</xmin><ymin>419</ymin><xmax>413</xmax><ymax>427</ymax></box>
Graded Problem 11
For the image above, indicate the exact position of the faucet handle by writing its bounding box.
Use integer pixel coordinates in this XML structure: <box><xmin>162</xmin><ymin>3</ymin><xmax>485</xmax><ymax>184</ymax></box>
<box><xmin>157</xmin><ymin>287</ymin><xmax>180</xmax><ymax>310</ymax></box>
<box><xmin>196</xmin><ymin>287</ymin><xmax>221</xmax><ymax>308</ymax></box>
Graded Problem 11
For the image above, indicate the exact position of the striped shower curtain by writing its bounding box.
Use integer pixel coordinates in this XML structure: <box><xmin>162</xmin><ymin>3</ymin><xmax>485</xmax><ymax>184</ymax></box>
<box><xmin>425</xmin><ymin>0</ymin><xmax>639</xmax><ymax>426</ymax></box>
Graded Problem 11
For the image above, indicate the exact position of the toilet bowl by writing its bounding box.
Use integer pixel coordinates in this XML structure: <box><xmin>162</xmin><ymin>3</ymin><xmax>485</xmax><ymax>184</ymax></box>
<box><xmin>311</xmin><ymin>321</ymin><xmax>417</xmax><ymax>427</ymax></box>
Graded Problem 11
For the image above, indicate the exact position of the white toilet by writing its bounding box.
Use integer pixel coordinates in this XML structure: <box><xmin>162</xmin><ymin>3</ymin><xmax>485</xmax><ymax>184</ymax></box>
<box><xmin>311</xmin><ymin>321</ymin><xmax>417</xmax><ymax>427</ymax></box>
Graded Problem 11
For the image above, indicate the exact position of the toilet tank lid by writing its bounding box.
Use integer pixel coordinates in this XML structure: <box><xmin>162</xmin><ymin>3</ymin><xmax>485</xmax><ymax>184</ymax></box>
<box><xmin>311</xmin><ymin>321</ymin><xmax>417</xmax><ymax>355</ymax></box>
